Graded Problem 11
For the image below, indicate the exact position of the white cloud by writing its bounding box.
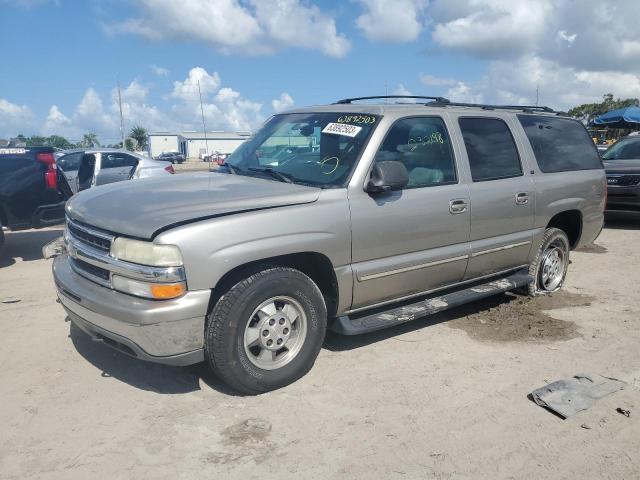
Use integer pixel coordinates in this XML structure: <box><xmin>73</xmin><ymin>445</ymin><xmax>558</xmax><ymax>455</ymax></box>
<box><xmin>391</xmin><ymin>84</ymin><xmax>417</xmax><ymax>102</ymax></box>
<box><xmin>42</xmin><ymin>105</ymin><xmax>74</xmax><ymax>137</ymax></box>
<box><xmin>150</xmin><ymin>64</ymin><xmax>169</xmax><ymax>76</ymax></box>
<box><xmin>169</xmin><ymin>67</ymin><xmax>221</xmax><ymax>102</ymax></box>
<box><xmin>0</xmin><ymin>98</ymin><xmax>34</xmax><ymax>137</ymax></box>
<box><xmin>356</xmin><ymin>0</ymin><xmax>428</xmax><ymax>43</ymax></box>
<box><xmin>109</xmin><ymin>0</ymin><xmax>350</xmax><ymax>58</ymax></box>
<box><xmin>445</xmin><ymin>81</ymin><xmax>483</xmax><ymax>104</ymax></box>
<box><xmin>272</xmin><ymin>92</ymin><xmax>294</xmax><ymax>113</ymax></box>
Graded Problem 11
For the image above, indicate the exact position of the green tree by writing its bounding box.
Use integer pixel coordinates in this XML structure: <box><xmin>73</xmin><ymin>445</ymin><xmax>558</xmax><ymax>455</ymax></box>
<box><xmin>45</xmin><ymin>135</ymin><xmax>74</xmax><ymax>149</ymax></box>
<box><xmin>124</xmin><ymin>138</ymin><xmax>136</xmax><ymax>151</ymax></box>
<box><xmin>128</xmin><ymin>125</ymin><xmax>148</xmax><ymax>150</ymax></box>
<box><xmin>80</xmin><ymin>133</ymin><xmax>100</xmax><ymax>148</ymax></box>
<box><xmin>568</xmin><ymin>93</ymin><xmax>639</xmax><ymax>125</ymax></box>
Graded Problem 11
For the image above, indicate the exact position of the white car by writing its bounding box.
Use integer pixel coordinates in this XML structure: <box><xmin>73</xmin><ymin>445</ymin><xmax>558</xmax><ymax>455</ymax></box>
<box><xmin>57</xmin><ymin>149</ymin><xmax>174</xmax><ymax>193</ymax></box>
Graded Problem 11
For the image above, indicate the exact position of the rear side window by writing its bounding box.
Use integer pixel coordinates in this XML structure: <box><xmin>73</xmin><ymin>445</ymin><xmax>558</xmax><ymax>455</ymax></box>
<box><xmin>459</xmin><ymin>117</ymin><xmax>522</xmax><ymax>182</ymax></box>
<box><xmin>518</xmin><ymin>115</ymin><xmax>602</xmax><ymax>172</ymax></box>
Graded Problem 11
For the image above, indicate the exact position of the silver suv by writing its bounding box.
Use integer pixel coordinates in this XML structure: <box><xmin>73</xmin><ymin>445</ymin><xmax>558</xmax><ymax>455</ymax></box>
<box><xmin>52</xmin><ymin>96</ymin><xmax>606</xmax><ymax>394</ymax></box>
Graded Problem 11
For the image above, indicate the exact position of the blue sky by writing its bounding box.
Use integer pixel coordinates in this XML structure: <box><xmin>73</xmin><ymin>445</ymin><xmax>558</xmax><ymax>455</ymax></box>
<box><xmin>1</xmin><ymin>0</ymin><xmax>640</xmax><ymax>143</ymax></box>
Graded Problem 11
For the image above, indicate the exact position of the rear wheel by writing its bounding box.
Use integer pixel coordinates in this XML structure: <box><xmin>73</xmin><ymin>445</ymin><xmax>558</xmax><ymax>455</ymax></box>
<box><xmin>526</xmin><ymin>227</ymin><xmax>570</xmax><ymax>296</ymax></box>
<box><xmin>205</xmin><ymin>267</ymin><xmax>327</xmax><ymax>394</ymax></box>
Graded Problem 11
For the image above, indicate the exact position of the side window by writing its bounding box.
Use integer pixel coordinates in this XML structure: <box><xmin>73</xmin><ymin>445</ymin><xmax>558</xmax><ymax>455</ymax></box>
<box><xmin>101</xmin><ymin>153</ymin><xmax>138</xmax><ymax>169</ymax></box>
<box><xmin>518</xmin><ymin>115</ymin><xmax>602</xmax><ymax>172</ymax></box>
<box><xmin>57</xmin><ymin>152</ymin><xmax>82</xmax><ymax>171</ymax></box>
<box><xmin>375</xmin><ymin>117</ymin><xmax>457</xmax><ymax>188</ymax></box>
<box><xmin>459</xmin><ymin>117</ymin><xmax>522</xmax><ymax>182</ymax></box>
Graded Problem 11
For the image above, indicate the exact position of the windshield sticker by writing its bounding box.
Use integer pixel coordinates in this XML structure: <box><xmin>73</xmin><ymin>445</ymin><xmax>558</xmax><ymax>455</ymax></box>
<box><xmin>322</xmin><ymin>122</ymin><xmax>362</xmax><ymax>137</ymax></box>
<box><xmin>0</xmin><ymin>148</ymin><xmax>28</xmax><ymax>154</ymax></box>
<box><xmin>337</xmin><ymin>115</ymin><xmax>376</xmax><ymax>124</ymax></box>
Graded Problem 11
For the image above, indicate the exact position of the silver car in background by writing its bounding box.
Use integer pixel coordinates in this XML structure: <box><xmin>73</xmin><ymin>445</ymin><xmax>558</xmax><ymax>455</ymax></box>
<box><xmin>57</xmin><ymin>148</ymin><xmax>174</xmax><ymax>193</ymax></box>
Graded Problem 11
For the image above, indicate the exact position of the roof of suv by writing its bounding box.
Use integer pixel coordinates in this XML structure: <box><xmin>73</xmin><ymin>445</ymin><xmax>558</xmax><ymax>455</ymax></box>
<box><xmin>286</xmin><ymin>95</ymin><xmax>568</xmax><ymax>117</ymax></box>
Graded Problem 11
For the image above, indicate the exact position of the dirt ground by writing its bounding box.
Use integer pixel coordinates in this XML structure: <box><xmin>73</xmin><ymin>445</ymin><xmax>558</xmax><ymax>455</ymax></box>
<box><xmin>1</xmin><ymin>218</ymin><xmax>639</xmax><ymax>480</ymax></box>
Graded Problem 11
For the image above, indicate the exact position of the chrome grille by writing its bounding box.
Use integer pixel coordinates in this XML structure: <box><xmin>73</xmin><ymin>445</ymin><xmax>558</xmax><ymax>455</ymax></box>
<box><xmin>67</xmin><ymin>220</ymin><xmax>113</xmax><ymax>253</ymax></box>
<box><xmin>607</xmin><ymin>174</ymin><xmax>640</xmax><ymax>187</ymax></box>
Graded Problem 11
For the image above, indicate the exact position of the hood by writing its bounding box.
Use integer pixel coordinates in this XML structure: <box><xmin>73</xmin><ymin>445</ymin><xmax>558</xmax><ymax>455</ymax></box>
<box><xmin>603</xmin><ymin>159</ymin><xmax>640</xmax><ymax>174</ymax></box>
<box><xmin>66</xmin><ymin>172</ymin><xmax>321</xmax><ymax>239</ymax></box>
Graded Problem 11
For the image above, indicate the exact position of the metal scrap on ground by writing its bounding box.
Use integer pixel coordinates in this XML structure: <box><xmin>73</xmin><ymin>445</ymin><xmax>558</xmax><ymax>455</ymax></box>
<box><xmin>531</xmin><ymin>374</ymin><xmax>626</xmax><ymax>419</ymax></box>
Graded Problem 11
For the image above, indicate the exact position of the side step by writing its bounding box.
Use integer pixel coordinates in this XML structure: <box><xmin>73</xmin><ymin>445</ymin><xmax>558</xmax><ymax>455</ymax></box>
<box><xmin>331</xmin><ymin>269</ymin><xmax>533</xmax><ymax>335</ymax></box>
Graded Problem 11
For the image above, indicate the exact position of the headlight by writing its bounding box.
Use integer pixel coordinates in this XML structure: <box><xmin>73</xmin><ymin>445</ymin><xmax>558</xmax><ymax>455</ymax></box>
<box><xmin>112</xmin><ymin>275</ymin><xmax>186</xmax><ymax>300</ymax></box>
<box><xmin>110</xmin><ymin>237</ymin><xmax>183</xmax><ymax>267</ymax></box>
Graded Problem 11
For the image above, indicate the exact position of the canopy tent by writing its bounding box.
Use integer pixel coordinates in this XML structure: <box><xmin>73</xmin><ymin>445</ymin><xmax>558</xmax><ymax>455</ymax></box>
<box><xmin>593</xmin><ymin>106</ymin><xmax>640</xmax><ymax>129</ymax></box>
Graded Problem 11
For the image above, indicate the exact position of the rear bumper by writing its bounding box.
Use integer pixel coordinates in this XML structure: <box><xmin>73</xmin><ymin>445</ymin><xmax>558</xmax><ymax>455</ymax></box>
<box><xmin>53</xmin><ymin>254</ymin><xmax>209</xmax><ymax>366</ymax></box>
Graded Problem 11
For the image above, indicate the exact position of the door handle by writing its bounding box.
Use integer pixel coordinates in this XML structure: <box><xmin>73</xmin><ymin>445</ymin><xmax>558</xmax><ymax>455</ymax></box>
<box><xmin>449</xmin><ymin>199</ymin><xmax>468</xmax><ymax>214</ymax></box>
<box><xmin>515</xmin><ymin>192</ymin><xmax>529</xmax><ymax>205</ymax></box>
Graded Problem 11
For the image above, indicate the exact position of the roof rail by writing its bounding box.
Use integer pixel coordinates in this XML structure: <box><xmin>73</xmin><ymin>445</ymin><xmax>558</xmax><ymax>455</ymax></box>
<box><xmin>426</xmin><ymin>100</ymin><xmax>564</xmax><ymax>115</ymax></box>
<box><xmin>334</xmin><ymin>95</ymin><xmax>450</xmax><ymax>104</ymax></box>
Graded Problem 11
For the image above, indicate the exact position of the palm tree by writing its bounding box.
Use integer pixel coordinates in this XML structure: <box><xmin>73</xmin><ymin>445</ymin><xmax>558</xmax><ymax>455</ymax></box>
<box><xmin>129</xmin><ymin>125</ymin><xmax>148</xmax><ymax>150</ymax></box>
<box><xmin>81</xmin><ymin>133</ymin><xmax>100</xmax><ymax>148</ymax></box>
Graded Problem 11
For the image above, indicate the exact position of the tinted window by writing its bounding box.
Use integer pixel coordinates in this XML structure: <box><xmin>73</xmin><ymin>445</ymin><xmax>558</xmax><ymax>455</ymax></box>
<box><xmin>101</xmin><ymin>153</ymin><xmax>138</xmax><ymax>169</ymax></box>
<box><xmin>375</xmin><ymin>117</ymin><xmax>457</xmax><ymax>188</ymax></box>
<box><xmin>459</xmin><ymin>117</ymin><xmax>522</xmax><ymax>182</ymax></box>
<box><xmin>57</xmin><ymin>152</ymin><xmax>82</xmax><ymax>171</ymax></box>
<box><xmin>601</xmin><ymin>137</ymin><xmax>640</xmax><ymax>161</ymax></box>
<box><xmin>518</xmin><ymin>115</ymin><xmax>602</xmax><ymax>172</ymax></box>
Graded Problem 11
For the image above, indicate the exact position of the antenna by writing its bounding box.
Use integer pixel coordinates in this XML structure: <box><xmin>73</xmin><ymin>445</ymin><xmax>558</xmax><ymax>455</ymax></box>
<box><xmin>197</xmin><ymin>80</ymin><xmax>209</xmax><ymax>159</ymax></box>
<box><xmin>117</xmin><ymin>81</ymin><xmax>125</xmax><ymax>148</ymax></box>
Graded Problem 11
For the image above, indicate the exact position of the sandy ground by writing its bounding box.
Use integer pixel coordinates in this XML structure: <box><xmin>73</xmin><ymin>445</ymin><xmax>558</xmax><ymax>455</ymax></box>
<box><xmin>1</xmin><ymin>218</ymin><xmax>639</xmax><ymax>479</ymax></box>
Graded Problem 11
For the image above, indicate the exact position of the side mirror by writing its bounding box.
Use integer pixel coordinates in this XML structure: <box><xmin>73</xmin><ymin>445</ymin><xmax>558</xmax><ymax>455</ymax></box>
<box><xmin>366</xmin><ymin>161</ymin><xmax>409</xmax><ymax>194</ymax></box>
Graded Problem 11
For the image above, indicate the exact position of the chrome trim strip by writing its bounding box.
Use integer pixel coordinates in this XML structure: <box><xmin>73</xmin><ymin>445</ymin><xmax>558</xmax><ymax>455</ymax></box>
<box><xmin>346</xmin><ymin>265</ymin><xmax>529</xmax><ymax>315</ymax></box>
<box><xmin>471</xmin><ymin>241</ymin><xmax>531</xmax><ymax>258</ymax></box>
<box><xmin>358</xmin><ymin>255</ymin><xmax>469</xmax><ymax>281</ymax></box>
<box><xmin>66</xmin><ymin>235</ymin><xmax>186</xmax><ymax>283</ymax></box>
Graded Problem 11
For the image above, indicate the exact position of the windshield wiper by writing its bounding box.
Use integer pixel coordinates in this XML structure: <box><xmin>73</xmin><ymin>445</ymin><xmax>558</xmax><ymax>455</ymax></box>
<box><xmin>247</xmin><ymin>167</ymin><xmax>294</xmax><ymax>184</ymax></box>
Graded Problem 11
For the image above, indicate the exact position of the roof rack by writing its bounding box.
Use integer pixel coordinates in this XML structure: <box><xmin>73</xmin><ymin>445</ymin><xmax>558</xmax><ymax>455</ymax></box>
<box><xmin>334</xmin><ymin>95</ymin><xmax>451</xmax><ymax>104</ymax></box>
<box><xmin>426</xmin><ymin>100</ymin><xmax>564</xmax><ymax>115</ymax></box>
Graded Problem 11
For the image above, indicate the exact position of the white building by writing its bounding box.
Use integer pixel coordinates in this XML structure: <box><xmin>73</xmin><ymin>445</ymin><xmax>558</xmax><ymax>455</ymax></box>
<box><xmin>148</xmin><ymin>131</ymin><xmax>251</xmax><ymax>159</ymax></box>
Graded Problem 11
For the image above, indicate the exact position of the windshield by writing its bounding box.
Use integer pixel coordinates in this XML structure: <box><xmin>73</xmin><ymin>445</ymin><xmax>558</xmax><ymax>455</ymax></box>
<box><xmin>602</xmin><ymin>137</ymin><xmax>640</xmax><ymax>160</ymax></box>
<box><xmin>224</xmin><ymin>112</ymin><xmax>380</xmax><ymax>187</ymax></box>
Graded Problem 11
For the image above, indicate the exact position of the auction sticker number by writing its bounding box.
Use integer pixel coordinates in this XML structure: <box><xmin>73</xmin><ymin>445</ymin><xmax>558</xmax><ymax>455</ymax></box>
<box><xmin>322</xmin><ymin>123</ymin><xmax>362</xmax><ymax>137</ymax></box>
<box><xmin>337</xmin><ymin>115</ymin><xmax>376</xmax><ymax>124</ymax></box>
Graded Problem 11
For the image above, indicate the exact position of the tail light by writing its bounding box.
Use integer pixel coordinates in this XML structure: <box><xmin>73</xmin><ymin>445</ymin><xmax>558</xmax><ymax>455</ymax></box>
<box><xmin>164</xmin><ymin>165</ymin><xmax>175</xmax><ymax>174</ymax></box>
<box><xmin>37</xmin><ymin>152</ymin><xmax>57</xmax><ymax>190</ymax></box>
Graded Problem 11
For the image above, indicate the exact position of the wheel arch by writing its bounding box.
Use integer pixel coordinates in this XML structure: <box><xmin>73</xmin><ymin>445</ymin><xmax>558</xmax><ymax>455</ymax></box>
<box><xmin>206</xmin><ymin>251</ymin><xmax>340</xmax><ymax>320</ymax></box>
<box><xmin>546</xmin><ymin>209</ymin><xmax>583</xmax><ymax>249</ymax></box>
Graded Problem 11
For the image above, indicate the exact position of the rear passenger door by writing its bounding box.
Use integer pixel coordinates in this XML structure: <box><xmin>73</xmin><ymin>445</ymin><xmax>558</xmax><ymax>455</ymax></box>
<box><xmin>349</xmin><ymin>116</ymin><xmax>470</xmax><ymax>309</ymax></box>
<box><xmin>454</xmin><ymin>116</ymin><xmax>535</xmax><ymax>280</ymax></box>
<box><xmin>95</xmin><ymin>152</ymin><xmax>138</xmax><ymax>185</ymax></box>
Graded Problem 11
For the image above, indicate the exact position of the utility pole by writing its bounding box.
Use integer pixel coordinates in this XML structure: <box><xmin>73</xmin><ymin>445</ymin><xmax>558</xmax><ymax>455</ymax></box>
<box><xmin>198</xmin><ymin>80</ymin><xmax>209</xmax><ymax>159</ymax></box>
<box><xmin>117</xmin><ymin>81</ymin><xmax>125</xmax><ymax>148</ymax></box>
<box><xmin>535</xmin><ymin>83</ymin><xmax>539</xmax><ymax>107</ymax></box>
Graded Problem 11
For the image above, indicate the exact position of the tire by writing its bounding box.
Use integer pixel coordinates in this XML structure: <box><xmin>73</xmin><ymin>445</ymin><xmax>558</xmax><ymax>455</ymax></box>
<box><xmin>205</xmin><ymin>267</ymin><xmax>327</xmax><ymax>394</ymax></box>
<box><xmin>526</xmin><ymin>227</ymin><xmax>570</xmax><ymax>296</ymax></box>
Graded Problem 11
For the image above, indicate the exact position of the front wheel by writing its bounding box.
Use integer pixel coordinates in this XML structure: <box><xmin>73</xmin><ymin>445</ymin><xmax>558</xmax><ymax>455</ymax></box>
<box><xmin>205</xmin><ymin>267</ymin><xmax>327</xmax><ymax>394</ymax></box>
<box><xmin>526</xmin><ymin>227</ymin><xmax>570</xmax><ymax>296</ymax></box>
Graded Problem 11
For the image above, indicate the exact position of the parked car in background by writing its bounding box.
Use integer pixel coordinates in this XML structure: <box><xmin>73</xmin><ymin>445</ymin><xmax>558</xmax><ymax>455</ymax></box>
<box><xmin>155</xmin><ymin>151</ymin><xmax>185</xmax><ymax>164</ymax></box>
<box><xmin>601</xmin><ymin>134</ymin><xmax>640</xmax><ymax>215</ymax></box>
<box><xmin>1</xmin><ymin>144</ymin><xmax>72</xmax><ymax>253</ymax></box>
<box><xmin>57</xmin><ymin>149</ymin><xmax>174</xmax><ymax>194</ymax></box>
<box><xmin>51</xmin><ymin>96</ymin><xmax>605</xmax><ymax>394</ymax></box>
<box><xmin>204</xmin><ymin>153</ymin><xmax>227</xmax><ymax>165</ymax></box>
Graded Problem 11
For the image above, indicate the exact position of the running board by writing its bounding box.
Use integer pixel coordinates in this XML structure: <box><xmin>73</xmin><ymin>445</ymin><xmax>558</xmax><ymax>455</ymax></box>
<box><xmin>331</xmin><ymin>269</ymin><xmax>533</xmax><ymax>335</ymax></box>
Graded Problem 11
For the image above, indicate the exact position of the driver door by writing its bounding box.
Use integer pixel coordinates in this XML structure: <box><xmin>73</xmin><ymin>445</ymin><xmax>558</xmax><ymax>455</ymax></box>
<box><xmin>95</xmin><ymin>152</ymin><xmax>138</xmax><ymax>186</ymax></box>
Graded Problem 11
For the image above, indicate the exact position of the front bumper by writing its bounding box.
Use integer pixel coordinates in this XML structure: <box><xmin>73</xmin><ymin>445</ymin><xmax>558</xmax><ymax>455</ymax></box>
<box><xmin>53</xmin><ymin>254</ymin><xmax>209</xmax><ymax>366</ymax></box>
<box><xmin>606</xmin><ymin>186</ymin><xmax>640</xmax><ymax>214</ymax></box>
